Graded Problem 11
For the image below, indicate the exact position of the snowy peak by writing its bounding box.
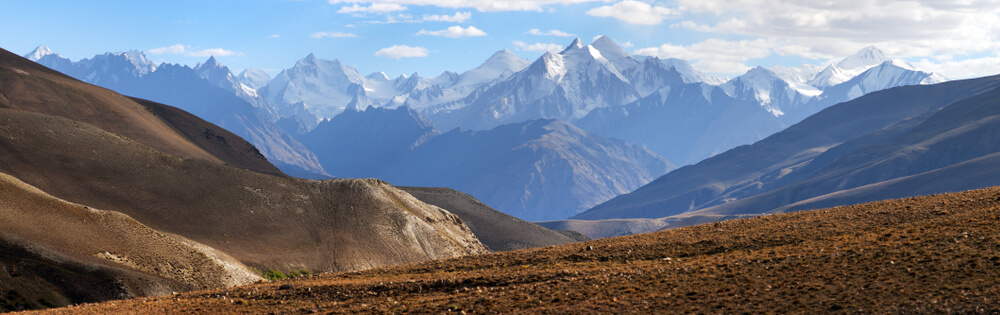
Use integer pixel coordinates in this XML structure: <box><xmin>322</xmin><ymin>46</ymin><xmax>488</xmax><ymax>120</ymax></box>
<box><xmin>810</xmin><ymin>46</ymin><xmax>890</xmax><ymax>88</ymax></box>
<box><xmin>589</xmin><ymin>35</ymin><xmax>634</xmax><ymax>71</ymax></box>
<box><xmin>561</xmin><ymin>38</ymin><xmax>585</xmax><ymax>53</ymax></box>
<box><xmin>366</xmin><ymin>72</ymin><xmax>389</xmax><ymax>81</ymax></box>
<box><xmin>122</xmin><ymin>50</ymin><xmax>157</xmax><ymax>73</ymax></box>
<box><xmin>836</xmin><ymin>45</ymin><xmax>888</xmax><ymax>70</ymax></box>
<box><xmin>195</xmin><ymin>56</ymin><xmax>224</xmax><ymax>70</ymax></box>
<box><xmin>237</xmin><ymin>68</ymin><xmax>271</xmax><ymax>90</ymax></box>
<box><xmin>768</xmin><ymin>64</ymin><xmax>822</xmax><ymax>85</ymax></box>
<box><xmin>24</xmin><ymin>45</ymin><xmax>56</xmax><ymax>61</ymax></box>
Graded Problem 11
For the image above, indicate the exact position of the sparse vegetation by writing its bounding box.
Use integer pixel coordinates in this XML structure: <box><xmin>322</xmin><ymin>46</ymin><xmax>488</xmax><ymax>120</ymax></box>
<box><xmin>261</xmin><ymin>269</ymin><xmax>311</xmax><ymax>281</ymax></box>
<box><xmin>31</xmin><ymin>186</ymin><xmax>1000</xmax><ymax>314</ymax></box>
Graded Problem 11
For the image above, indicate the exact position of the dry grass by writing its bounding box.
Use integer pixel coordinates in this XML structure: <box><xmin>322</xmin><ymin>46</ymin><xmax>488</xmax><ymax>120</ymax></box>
<box><xmin>35</xmin><ymin>186</ymin><xmax>1000</xmax><ymax>314</ymax></box>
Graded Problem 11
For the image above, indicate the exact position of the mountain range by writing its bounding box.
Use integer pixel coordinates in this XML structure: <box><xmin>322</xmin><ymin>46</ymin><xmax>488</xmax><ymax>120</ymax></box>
<box><xmin>0</xmin><ymin>47</ymin><xmax>587</xmax><ymax>310</ymax></box>
<box><xmin>25</xmin><ymin>46</ymin><xmax>327</xmax><ymax>178</ymax></box>
<box><xmin>24</xmin><ymin>37</ymin><xmax>945</xmax><ymax>221</ymax></box>
<box><xmin>565</xmin><ymin>73</ymin><xmax>1000</xmax><ymax>237</ymax></box>
<box><xmin>298</xmin><ymin>106</ymin><xmax>672</xmax><ymax>221</ymax></box>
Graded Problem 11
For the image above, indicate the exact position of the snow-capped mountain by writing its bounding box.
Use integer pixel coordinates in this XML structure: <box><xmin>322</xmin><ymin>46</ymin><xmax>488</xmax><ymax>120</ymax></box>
<box><xmin>720</xmin><ymin>66</ymin><xmax>821</xmax><ymax>116</ymax></box>
<box><xmin>429</xmin><ymin>37</ymin><xmax>642</xmax><ymax>131</ymax></box>
<box><xmin>28</xmin><ymin>47</ymin><xmax>327</xmax><ymax>177</ymax></box>
<box><xmin>574</xmin><ymin>44</ymin><xmax>945</xmax><ymax>165</ymax></box>
<box><xmin>300</xmin><ymin>105</ymin><xmax>673</xmax><ymax>221</ymax></box>
<box><xmin>24</xmin><ymin>45</ymin><xmax>57</xmax><ymax>61</ymax></box>
<box><xmin>402</xmin><ymin>49</ymin><xmax>531</xmax><ymax>112</ymax></box>
<box><xmin>262</xmin><ymin>54</ymin><xmax>373</xmax><ymax>119</ymax></box>
<box><xmin>809</xmin><ymin>46</ymin><xmax>889</xmax><ymax>88</ymax></box>
<box><xmin>236</xmin><ymin>68</ymin><xmax>271</xmax><ymax>90</ymax></box>
<box><xmin>768</xmin><ymin>64</ymin><xmax>823</xmax><ymax>86</ymax></box>
<box><xmin>195</xmin><ymin>56</ymin><xmax>270</xmax><ymax>110</ymax></box>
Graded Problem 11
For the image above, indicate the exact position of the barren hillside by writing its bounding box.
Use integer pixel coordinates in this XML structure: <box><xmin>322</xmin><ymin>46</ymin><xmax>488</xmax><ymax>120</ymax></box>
<box><xmin>34</xmin><ymin>186</ymin><xmax>1000</xmax><ymax>314</ymax></box>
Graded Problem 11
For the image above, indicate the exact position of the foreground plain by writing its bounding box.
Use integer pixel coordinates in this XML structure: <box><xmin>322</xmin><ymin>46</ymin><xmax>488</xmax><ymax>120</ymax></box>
<box><xmin>32</xmin><ymin>186</ymin><xmax>1000</xmax><ymax>314</ymax></box>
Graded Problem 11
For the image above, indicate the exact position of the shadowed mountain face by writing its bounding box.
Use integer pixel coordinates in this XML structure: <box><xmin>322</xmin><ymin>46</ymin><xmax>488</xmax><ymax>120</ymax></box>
<box><xmin>575</xmin><ymin>74</ymin><xmax>1000</xmax><ymax>226</ymax></box>
<box><xmin>0</xmin><ymin>47</ymin><xmax>487</xmax><ymax>301</ymax></box>
<box><xmin>299</xmin><ymin>106</ymin><xmax>440</xmax><ymax>179</ymax></box>
<box><xmin>301</xmin><ymin>107</ymin><xmax>673</xmax><ymax>221</ymax></box>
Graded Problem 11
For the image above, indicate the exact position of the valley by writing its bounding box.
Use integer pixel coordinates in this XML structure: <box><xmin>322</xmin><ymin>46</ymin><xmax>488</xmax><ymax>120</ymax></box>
<box><xmin>2</xmin><ymin>11</ymin><xmax>997</xmax><ymax>312</ymax></box>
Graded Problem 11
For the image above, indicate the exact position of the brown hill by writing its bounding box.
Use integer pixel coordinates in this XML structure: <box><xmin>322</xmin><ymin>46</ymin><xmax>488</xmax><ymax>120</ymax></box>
<box><xmin>32</xmin><ymin>185</ymin><xmax>1000</xmax><ymax>314</ymax></box>
<box><xmin>0</xmin><ymin>172</ymin><xmax>260</xmax><ymax>312</ymax></box>
<box><xmin>0</xmin><ymin>48</ymin><xmax>280</xmax><ymax>175</ymax></box>
<box><xmin>0</xmin><ymin>108</ymin><xmax>485</xmax><ymax>271</ymax></box>
<box><xmin>400</xmin><ymin>187</ymin><xmax>583</xmax><ymax>251</ymax></box>
<box><xmin>0</xmin><ymin>45</ymin><xmax>488</xmax><ymax>312</ymax></box>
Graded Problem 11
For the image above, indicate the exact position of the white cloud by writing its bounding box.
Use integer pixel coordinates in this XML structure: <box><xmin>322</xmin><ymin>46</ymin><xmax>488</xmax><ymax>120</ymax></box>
<box><xmin>311</xmin><ymin>31</ymin><xmax>359</xmax><ymax>38</ymax></box>
<box><xmin>338</xmin><ymin>3</ymin><xmax>408</xmax><ymax>14</ymax></box>
<box><xmin>526</xmin><ymin>28</ymin><xmax>575</xmax><ymax>37</ymax></box>
<box><xmin>634</xmin><ymin>38</ymin><xmax>773</xmax><ymax>74</ymax></box>
<box><xmin>911</xmin><ymin>55</ymin><xmax>1000</xmax><ymax>80</ymax></box>
<box><xmin>416</xmin><ymin>25</ymin><xmax>487</xmax><ymax>37</ymax></box>
<box><xmin>328</xmin><ymin>0</ymin><xmax>603</xmax><ymax>12</ymax></box>
<box><xmin>673</xmin><ymin>0</ymin><xmax>1000</xmax><ymax>59</ymax></box>
<box><xmin>587</xmin><ymin>1</ymin><xmax>677</xmax><ymax>25</ymax></box>
<box><xmin>187</xmin><ymin>48</ymin><xmax>241</xmax><ymax>57</ymax></box>
<box><xmin>149</xmin><ymin>44</ymin><xmax>186</xmax><ymax>55</ymax></box>
<box><xmin>268</xmin><ymin>34</ymin><xmax>281</xmax><ymax>38</ymax></box>
<box><xmin>148</xmin><ymin>44</ymin><xmax>242</xmax><ymax>57</ymax></box>
<box><xmin>423</xmin><ymin>12</ymin><xmax>472</xmax><ymax>22</ymax></box>
<box><xmin>374</xmin><ymin>45</ymin><xmax>429</xmax><ymax>59</ymax></box>
<box><xmin>512</xmin><ymin>40</ymin><xmax>563</xmax><ymax>53</ymax></box>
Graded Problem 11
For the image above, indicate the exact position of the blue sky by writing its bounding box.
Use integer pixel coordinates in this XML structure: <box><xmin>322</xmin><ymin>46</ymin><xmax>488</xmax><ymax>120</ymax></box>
<box><xmin>3</xmin><ymin>0</ymin><xmax>999</xmax><ymax>79</ymax></box>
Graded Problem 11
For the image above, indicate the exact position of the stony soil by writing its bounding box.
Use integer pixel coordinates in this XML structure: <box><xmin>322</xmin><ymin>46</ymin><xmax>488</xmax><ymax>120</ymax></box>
<box><xmin>31</xmin><ymin>186</ymin><xmax>1000</xmax><ymax>314</ymax></box>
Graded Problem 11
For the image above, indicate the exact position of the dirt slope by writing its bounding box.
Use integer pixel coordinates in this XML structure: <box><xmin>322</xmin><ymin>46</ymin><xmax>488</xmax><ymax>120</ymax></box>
<box><xmin>400</xmin><ymin>187</ymin><xmax>582</xmax><ymax>251</ymax></box>
<box><xmin>0</xmin><ymin>108</ymin><xmax>485</xmax><ymax>273</ymax></box>
<box><xmin>0</xmin><ymin>47</ymin><xmax>280</xmax><ymax>175</ymax></box>
<box><xmin>35</xmin><ymin>186</ymin><xmax>1000</xmax><ymax>314</ymax></box>
<box><xmin>0</xmin><ymin>172</ymin><xmax>260</xmax><ymax>312</ymax></box>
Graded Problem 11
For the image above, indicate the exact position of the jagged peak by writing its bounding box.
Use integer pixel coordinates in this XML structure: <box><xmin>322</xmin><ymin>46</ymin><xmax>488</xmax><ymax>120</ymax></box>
<box><xmin>560</xmin><ymin>38</ymin><xmax>584</xmax><ymax>54</ymax></box>
<box><xmin>24</xmin><ymin>45</ymin><xmax>56</xmax><ymax>61</ymax></box>
<box><xmin>836</xmin><ymin>45</ymin><xmax>889</xmax><ymax>70</ymax></box>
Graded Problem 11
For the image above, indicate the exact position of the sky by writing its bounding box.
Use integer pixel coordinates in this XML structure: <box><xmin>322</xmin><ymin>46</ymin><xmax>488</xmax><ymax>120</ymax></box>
<box><xmin>2</xmin><ymin>0</ymin><xmax>999</xmax><ymax>80</ymax></box>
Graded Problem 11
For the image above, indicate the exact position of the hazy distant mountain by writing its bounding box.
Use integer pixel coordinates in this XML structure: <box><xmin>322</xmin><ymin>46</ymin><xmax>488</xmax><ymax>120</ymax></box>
<box><xmin>575</xmin><ymin>74</ymin><xmax>1000</xmax><ymax>224</ymax></box>
<box><xmin>574</xmin><ymin>45</ymin><xmax>947</xmax><ymax>165</ymax></box>
<box><xmin>430</xmin><ymin>37</ymin><xmax>642</xmax><ymax>131</ymax></box>
<box><xmin>809</xmin><ymin>46</ymin><xmax>889</xmax><ymax>88</ymax></box>
<box><xmin>237</xmin><ymin>68</ymin><xmax>271</xmax><ymax>90</ymax></box>
<box><xmin>576</xmin><ymin>79</ymin><xmax>785</xmax><ymax>165</ymax></box>
<box><xmin>302</xmin><ymin>106</ymin><xmax>672</xmax><ymax>221</ymax></box>
<box><xmin>299</xmin><ymin>106</ymin><xmax>440</xmax><ymax>178</ymax></box>
<box><xmin>403</xmin><ymin>49</ymin><xmax>531</xmax><ymax>111</ymax></box>
<box><xmin>194</xmin><ymin>56</ymin><xmax>270</xmax><ymax>110</ymax></box>
<box><xmin>27</xmin><ymin>47</ymin><xmax>327</xmax><ymax>177</ymax></box>
<box><xmin>262</xmin><ymin>54</ymin><xmax>372</xmax><ymax>120</ymax></box>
